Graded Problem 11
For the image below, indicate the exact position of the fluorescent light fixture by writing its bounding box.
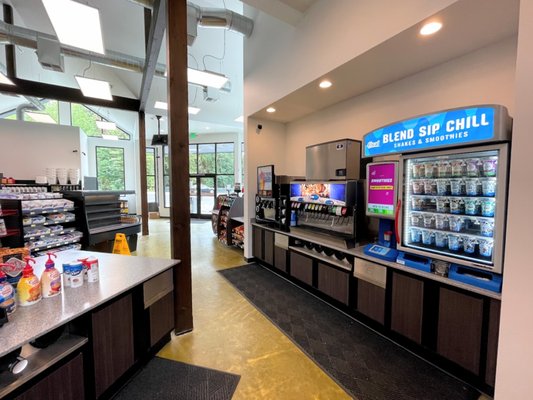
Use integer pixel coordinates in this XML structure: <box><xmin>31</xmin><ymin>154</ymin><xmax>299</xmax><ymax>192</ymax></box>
<box><xmin>187</xmin><ymin>68</ymin><xmax>228</xmax><ymax>89</ymax></box>
<box><xmin>154</xmin><ymin>101</ymin><xmax>200</xmax><ymax>114</ymax></box>
<box><xmin>234</xmin><ymin>115</ymin><xmax>244</xmax><ymax>123</ymax></box>
<box><xmin>25</xmin><ymin>112</ymin><xmax>56</xmax><ymax>124</ymax></box>
<box><xmin>154</xmin><ymin>101</ymin><xmax>168</xmax><ymax>110</ymax></box>
<box><xmin>266</xmin><ymin>107</ymin><xmax>276</xmax><ymax>113</ymax></box>
<box><xmin>75</xmin><ymin>76</ymin><xmax>113</xmax><ymax>100</ymax></box>
<box><xmin>319</xmin><ymin>80</ymin><xmax>332</xmax><ymax>89</ymax></box>
<box><xmin>43</xmin><ymin>0</ymin><xmax>105</xmax><ymax>54</ymax></box>
<box><xmin>96</xmin><ymin>120</ymin><xmax>117</xmax><ymax>130</ymax></box>
<box><xmin>102</xmin><ymin>134</ymin><xmax>119</xmax><ymax>141</ymax></box>
<box><xmin>0</xmin><ymin>72</ymin><xmax>14</xmax><ymax>85</ymax></box>
<box><xmin>420</xmin><ymin>21</ymin><xmax>442</xmax><ymax>36</ymax></box>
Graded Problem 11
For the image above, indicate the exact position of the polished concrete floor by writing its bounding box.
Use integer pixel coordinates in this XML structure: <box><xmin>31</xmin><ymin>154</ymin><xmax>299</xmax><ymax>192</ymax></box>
<box><xmin>135</xmin><ymin>218</ymin><xmax>351</xmax><ymax>399</ymax></box>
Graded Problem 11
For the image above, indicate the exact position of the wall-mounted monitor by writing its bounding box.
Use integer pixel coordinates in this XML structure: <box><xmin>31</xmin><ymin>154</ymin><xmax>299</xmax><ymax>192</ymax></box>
<box><xmin>366</xmin><ymin>161</ymin><xmax>398</xmax><ymax>219</ymax></box>
<box><xmin>257</xmin><ymin>165</ymin><xmax>274</xmax><ymax>197</ymax></box>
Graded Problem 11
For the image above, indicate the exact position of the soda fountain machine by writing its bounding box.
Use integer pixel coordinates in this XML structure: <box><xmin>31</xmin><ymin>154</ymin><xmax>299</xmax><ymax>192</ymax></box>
<box><xmin>287</xmin><ymin>139</ymin><xmax>366</xmax><ymax>247</ymax></box>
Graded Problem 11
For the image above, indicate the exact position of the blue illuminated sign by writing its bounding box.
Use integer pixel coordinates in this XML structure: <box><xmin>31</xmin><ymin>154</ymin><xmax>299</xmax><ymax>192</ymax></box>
<box><xmin>363</xmin><ymin>106</ymin><xmax>496</xmax><ymax>157</ymax></box>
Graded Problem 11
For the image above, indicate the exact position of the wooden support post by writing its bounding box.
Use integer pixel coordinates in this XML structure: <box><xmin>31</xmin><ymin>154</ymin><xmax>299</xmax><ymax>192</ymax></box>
<box><xmin>138</xmin><ymin>111</ymin><xmax>149</xmax><ymax>236</ymax></box>
<box><xmin>167</xmin><ymin>0</ymin><xmax>193</xmax><ymax>334</ymax></box>
<box><xmin>3</xmin><ymin>4</ymin><xmax>16</xmax><ymax>79</ymax></box>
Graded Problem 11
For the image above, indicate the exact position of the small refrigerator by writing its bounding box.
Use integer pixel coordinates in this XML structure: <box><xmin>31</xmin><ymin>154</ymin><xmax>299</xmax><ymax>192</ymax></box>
<box><xmin>398</xmin><ymin>143</ymin><xmax>509</xmax><ymax>274</ymax></box>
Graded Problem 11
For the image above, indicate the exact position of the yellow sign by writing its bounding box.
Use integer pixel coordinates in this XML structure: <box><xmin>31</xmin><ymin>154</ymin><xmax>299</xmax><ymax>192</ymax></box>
<box><xmin>112</xmin><ymin>233</ymin><xmax>131</xmax><ymax>256</ymax></box>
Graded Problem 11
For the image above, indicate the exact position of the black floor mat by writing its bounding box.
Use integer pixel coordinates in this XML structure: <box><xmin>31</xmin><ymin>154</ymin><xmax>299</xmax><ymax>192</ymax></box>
<box><xmin>113</xmin><ymin>357</ymin><xmax>240</xmax><ymax>400</ymax></box>
<box><xmin>219</xmin><ymin>263</ymin><xmax>480</xmax><ymax>400</ymax></box>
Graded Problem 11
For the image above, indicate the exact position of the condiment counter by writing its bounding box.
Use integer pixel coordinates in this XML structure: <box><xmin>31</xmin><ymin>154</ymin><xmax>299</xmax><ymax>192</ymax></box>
<box><xmin>0</xmin><ymin>250</ymin><xmax>179</xmax><ymax>399</ymax></box>
<box><xmin>251</xmin><ymin>222</ymin><xmax>501</xmax><ymax>394</ymax></box>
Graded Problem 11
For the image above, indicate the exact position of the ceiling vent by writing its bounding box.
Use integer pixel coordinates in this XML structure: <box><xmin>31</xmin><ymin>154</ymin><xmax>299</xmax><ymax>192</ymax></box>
<box><xmin>36</xmin><ymin>36</ymin><xmax>64</xmax><ymax>72</ymax></box>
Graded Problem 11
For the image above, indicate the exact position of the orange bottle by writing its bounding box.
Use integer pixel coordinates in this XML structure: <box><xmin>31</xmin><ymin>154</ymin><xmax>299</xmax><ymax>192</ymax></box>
<box><xmin>16</xmin><ymin>257</ymin><xmax>41</xmax><ymax>306</ymax></box>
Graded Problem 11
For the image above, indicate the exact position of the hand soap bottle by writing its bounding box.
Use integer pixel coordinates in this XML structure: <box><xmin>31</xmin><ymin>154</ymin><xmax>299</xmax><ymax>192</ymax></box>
<box><xmin>41</xmin><ymin>253</ymin><xmax>61</xmax><ymax>298</ymax></box>
<box><xmin>0</xmin><ymin>266</ymin><xmax>16</xmax><ymax>315</ymax></box>
<box><xmin>17</xmin><ymin>257</ymin><xmax>41</xmax><ymax>306</ymax></box>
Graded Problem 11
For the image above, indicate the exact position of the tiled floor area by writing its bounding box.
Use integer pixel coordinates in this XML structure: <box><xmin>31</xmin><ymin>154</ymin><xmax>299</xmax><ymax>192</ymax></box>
<box><xmin>134</xmin><ymin>218</ymin><xmax>351</xmax><ymax>399</ymax></box>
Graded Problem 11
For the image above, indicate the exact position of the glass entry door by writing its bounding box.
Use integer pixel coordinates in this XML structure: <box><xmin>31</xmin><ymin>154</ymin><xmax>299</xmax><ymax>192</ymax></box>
<box><xmin>189</xmin><ymin>175</ymin><xmax>216</xmax><ymax>218</ymax></box>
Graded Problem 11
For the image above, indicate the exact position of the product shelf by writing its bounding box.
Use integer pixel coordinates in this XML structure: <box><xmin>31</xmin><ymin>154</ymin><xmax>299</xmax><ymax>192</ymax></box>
<box><xmin>21</xmin><ymin>207</ymin><xmax>75</xmax><ymax>216</ymax></box>
<box><xmin>23</xmin><ymin>227</ymin><xmax>76</xmax><ymax>241</ymax></box>
<box><xmin>23</xmin><ymin>217</ymin><xmax>76</xmax><ymax>228</ymax></box>
<box><xmin>412</xmin><ymin>225</ymin><xmax>494</xmax><ymax>241</ymax></box>
<box><xmin>28</xmin><ymin>236</ymin><xmax>82</xmax><ymax>253</ymax></box>
<box><xmin>409</xmin><ymin>210</ymin><xmax>495</xmax><ymax>222</ymax></box>
<box><xmin>0</xmin><ymin>228</ymin><xmax>20</xmax><ymax>239</ymax></box>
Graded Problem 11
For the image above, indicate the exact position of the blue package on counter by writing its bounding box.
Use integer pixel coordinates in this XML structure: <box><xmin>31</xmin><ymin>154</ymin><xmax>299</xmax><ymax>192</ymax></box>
<box><xmin>448</xmin><ymin>264</ymin><xmax>502</xmax><ymax>292</ymax></box>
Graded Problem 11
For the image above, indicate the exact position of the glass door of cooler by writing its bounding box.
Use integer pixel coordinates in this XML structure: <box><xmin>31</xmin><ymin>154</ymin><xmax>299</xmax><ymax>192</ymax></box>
<box><xmin>398</xmin><ymin>143</ymin><xmax>509</xmax><ymax>273</ymax></box>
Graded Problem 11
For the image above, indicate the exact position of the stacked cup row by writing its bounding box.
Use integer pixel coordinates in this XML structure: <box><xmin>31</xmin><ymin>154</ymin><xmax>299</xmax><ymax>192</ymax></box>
<box><xmin>411</xmin><ymin>197</ymin><xmax>495</xmax><ymax>217</ymax></box>
<box><xmin>410</xmin><ymin>213</ymin><xmax>494</xmax><ymax>237</ymax></box>
<box><xmin>44</xmin><ymin>168</ymin><xmax>80</xmax><ymax>185</ymax></box>
<box><xmin>411</xmin><ymin>157</ymin><xmax>497</xmax><ymax>179</ymax></box>
<box><xmin>409</xmin><ymin>228</ymin><xmax>494</xmax><ymax>257</ymax></box>
<box><xmin>411</xmin><ymin>177</ymin><xmax>496</xmax><ymax>197</ymax></box>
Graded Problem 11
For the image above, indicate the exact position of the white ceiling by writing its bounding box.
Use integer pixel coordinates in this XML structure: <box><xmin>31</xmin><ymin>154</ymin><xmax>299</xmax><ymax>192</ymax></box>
<box><xmin>251</xmin><ymin>0</ymin><xmax>520</xmax><ymax>124</ymax></box>
<box><xmin>0</xmin><ymin>0</ymin><xmax>248</xmax><ymax>139</ymax></box>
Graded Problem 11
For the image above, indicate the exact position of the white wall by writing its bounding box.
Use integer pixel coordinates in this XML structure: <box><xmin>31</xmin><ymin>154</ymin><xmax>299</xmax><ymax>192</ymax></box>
<box><xmin>284</xmin><ymin>37</ymin><xmax>517</xmax><ymax>176</ymax></box>
<box><xmin>0</xmin><ymin>119</ymin><xmax>82</xmax><ymax>180</ymax></box>
<box><xmin>243</xmin><ymin>118</ymin><xmax>287</xmax><ymax>258</ymax></box>
<box><xmin>495</xmin><ymin>1</ymin><xmax>533</xmax><ymax>397</ymax></box>
<box><xmin>244</xmin><ymin>0</ymin><xmax>457</xmax><ymax>115</ymax></box>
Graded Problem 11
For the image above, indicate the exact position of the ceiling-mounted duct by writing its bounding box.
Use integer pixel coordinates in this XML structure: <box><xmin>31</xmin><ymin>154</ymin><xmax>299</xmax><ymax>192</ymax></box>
<box><xmin>127</xmin><ymin>0</ymin><xmax>254</xmax><ymax>45</ymax></box>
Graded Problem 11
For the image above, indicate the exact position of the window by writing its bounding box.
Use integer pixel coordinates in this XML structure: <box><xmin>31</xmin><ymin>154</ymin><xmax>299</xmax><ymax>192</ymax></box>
<box><xmin>71</xmin><ymin>103</ymin><xmax>130</xmax><ymax>140</ymax></box>
<box><xmin>2</xmin><ymin>99</ymin><xmax>59</xmax><ymax>123</ymax></box>
<box><xmin>146</xmin><ymin>147</ymin><xmax>157</xmax><ymax>204</ymax></box>
<box><xmin>189</xmin><ymin>142</ymin><xmax>235</xmax><ymax>195</ymax></box>
<box><xmin>96</xmin><ymin>146</ymin><xmax>125</xmax><ymax>190</ymax></box>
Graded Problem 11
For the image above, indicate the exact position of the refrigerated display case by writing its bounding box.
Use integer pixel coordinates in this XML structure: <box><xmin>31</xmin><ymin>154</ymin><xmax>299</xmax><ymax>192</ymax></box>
<box><xmin>398</xmin><ymin>143</ymin><xmax>508</xmax><ymax>273</ymax></box>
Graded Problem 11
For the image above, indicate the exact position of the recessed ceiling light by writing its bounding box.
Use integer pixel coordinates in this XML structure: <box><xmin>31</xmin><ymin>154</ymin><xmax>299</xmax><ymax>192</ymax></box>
<box><xmin>0</xmin><ymin>72</ymin><xmax>14</xmax><ymax>85</ymax></box>
<box><xmin>319</xmin><ymin>80</ymin><xmax>332</xmax><ymax>89</ymax></box>
<box><xmin>205</xmin><ymin>127</ymin><xmax>210</xmax><ymax>130</ymax></box>
<box><xmin>96</xmin><ymin>120</ymin><xmax>117</xmax><ymax>130</ymax></box>
<box><xmin>420</xmin><ymin>21</ymin><xmax>442</xmax><ymax>36</ymax></box>
<box><xmin>75</xmin><ymin>76</ymin><xmax>112</xmax><ymax>100</ymax></box>
<box><xmin>154</xmin><ymin>101</ymin><xmax>168</xmax><ymax>110</ymax></box>
<box><xmin>235</xmin><ymin>115</ymin><xmax>244</xmax><ymax>123</ymax></box>
<box><xmin>43</xmin><ymin>0</ymin><xmax>105</xmax><ymax>54</ymax></box>
<box><xmin>25</xmin><ymin>112</ymin><xmax>56</xmax><ymax>124</ymax></box>
<box><xmin>102</xmin><ymin>134</ymin><xmax>119</xmax><ymax>141</ymax></box>
<box><xmin>266</xmin><ymin>107</ymin><xmax>276</xmax><ymax>113</ymax></box>
<box><xmin>187</xmin><ymin>68</ymin><xmax>228</xmax><ymax>89</ymax></box>
<box><xmin>154</xmin><ymin>101</ymin><xmax>201</xmax><ymax>114</ymax></box>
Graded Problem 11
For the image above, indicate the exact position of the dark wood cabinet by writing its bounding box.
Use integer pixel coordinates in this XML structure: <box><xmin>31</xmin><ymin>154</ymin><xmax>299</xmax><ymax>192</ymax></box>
<box><xmin>317</xmin><ymin>262</ymin><xmax>349</xmax><ymax>305</ymax></box>
<box><xmin>92</xmin><ymin>293</ymin><xmax>135</xmax><ymax>397</ymax></box>
<box><xmin>357</xmin><ymin>280</ymin><xmax>386</xmax><ymax>324</ymax></box>
<box><xmin>14</xmin><ymin>353</ymin><xmax>84</xmax><ymax>400</ymax></box>
<box><xmin>264</xmin><ymin>230</ymin><xmax>274</xmax><ymax>265</ymax></box>
<box><xmin>391</xmin><ymin>272</ymin><xmax>424</xmax><ymax>344</ymax></box>
<box><xmin>437</xmin><ymin>287</ymin><xmax>484</xmax><ymax>374</ymax></box>
<box><xmin>485</xmin><ymin>299</ymin><xmax>501</xmax><ymax>386</ymax></box>
<box><xmin>149</xmin><ymin>292</ymin><xmax>175</xmax><ymax>347</ymax></box>
<box><xmin>252</xmin><ymin>226</ymin><xmax>263</xmax><ymax>261</ymax></box>
<box><xmin>274</xmin><ymin>246</ymin><xmax>287</xmax><ymax>273</ymax></box>
<box><xmin>290</xmin><ymin>251</ymin><xmax>313</xmax><ymax>285</ymax></box>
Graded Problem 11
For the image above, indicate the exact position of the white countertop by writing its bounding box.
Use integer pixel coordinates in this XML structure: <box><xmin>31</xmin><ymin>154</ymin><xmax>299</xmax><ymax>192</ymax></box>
<box><xmin>0</xmin><ymin>250</ymin><xmax>179</xmax><ymax>358</ymax></box>
<box><xmin>252</xmin><ymin>222</ymin><xmax>501</xmax><ymax>300</ymax></box>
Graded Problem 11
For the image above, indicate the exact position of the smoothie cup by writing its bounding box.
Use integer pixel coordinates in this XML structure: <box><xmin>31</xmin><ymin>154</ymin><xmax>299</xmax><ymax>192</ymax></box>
<box><xmin>481</xmin><ymin>199</ymin><xmax>496</xmax><ymax>217</ymax></box>
<box><xmin>436</xmin><ymin>179</ymin><xmax>450</xmax><ymax>196</ymax></box>
<box><xmin>450</xmin><ymin>198</ymin><xmax>465</xmax><ymax>215</ymax></box>
<box><xmin>422</xmin><ymin>230</ymin><xmax>434</xmax><ymax>245</ymax></box>
<box><xmin>463</xmin><ymin>236</ymin><xmax>477</xmax><ymax>254</ymax></box>
<box><xmin>465</xmin><ymin>178</ymin><xmax>480</xmax><ymax>196</ymax></box>
<box><xmin>451</xmin><ymin>160</ymin><xmax>466</xmax><ymax>177</ymax></box>
<box><xmin>424</xmin><ymin>162</ymin><xmax>436</xmax><ymax>178</ymax></box>
<box><xmin>423</xmin><ymin>214</ymin><xmax>435</xmax><ymax>228</ymax></box>
<box><xmin>481</xmin><ymin>179</ymin><xmax>497</xmax><ymax>197</ymax></box>
<box><xmin>449</xmin><ymin>216</ymin><xmax>463</xmax><ymax>232</ymax></box>
<box><xmin>438</xmin><ymin>161</ymin><xmax>452</xmax><ymax>178</ymax></box>
<box><xmin>464</xmin><ymin>198</ymin><xmax>480</xmax><ymax>216</ymax></box>
<box><xmin>435</xmin><ymin>215</ymin><xmax>449</xmax><ymax>230</ymax></box>
<box><xmin>410</xmin><ymin>228</ymin><xmax>422</xmax><ymax>243</ymax></box>
<box><xmin>435</xmin><ymin>232</ymin><xmax>448</xmax><ymax>248</ymax></box>
<box><xmin>436</xmin><ymin>198</ymin><xmax>450</xmax><ymax>213</ymax></box>
<box><xmin>466</xmin><ymin>158</ymin><xmax>481</xmax><ymax>177</ymax></box>
<box><xmin>480</xmin><ymin>220</ymin><xmax>494</xmax><ymax>237</ymax></box>
<box><xmin>479</xmin><ymin>239</ymin><xmax>494</xmax><ymax>257</ymax></box>
<box><xmin>412</xmin><ymin>163</ymin><xmax>424</xmax><ymax>179</ymax></box>
<box><xmin>424</xmin><ymin>180</ymin><xmax>437</xmax><ymax>195</ymax></box>
<box><xmin>482</xmin><ymin>158</ymin><xmax>498</xmax><ymax>177</ymax></box>
<box><xmin>448</xmin><ymin>234</ymin><xmax>461</xmax><ymax>251</ymax></box>
<box><xmin>450</xmin><ymin>179</ymin><xmax>465</xmax><ymax>196</ymax></box>
<box><xmin>412</xmin><ymin>181</ymin><xmax>425</xmax><ymax>194</ymax></box>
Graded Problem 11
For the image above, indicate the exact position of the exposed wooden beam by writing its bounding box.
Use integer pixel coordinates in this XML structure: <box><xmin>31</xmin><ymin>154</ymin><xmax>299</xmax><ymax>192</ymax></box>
<box><xmin>138</xmin><ymin>111</ymin><xmax>150</xmax><ymax>236</ymax></box>
<box><xmin>139</xmin><ymin>0</ymin><xmax>166</xmax><ymax>111</ymax></box>
<box><xmin>3</xmin><ymin>4</ymin><xmax>16</xmax><ymax>78</ymax></box>
<box><xmin>167</xmin><ymin>0</ymin><xmax>193</xmax><ymax>334</ymax></box>
<box><xmin>0</xmin><ymin>78</ymin><xmax>140</xmax><ymax>111</ymax></box>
